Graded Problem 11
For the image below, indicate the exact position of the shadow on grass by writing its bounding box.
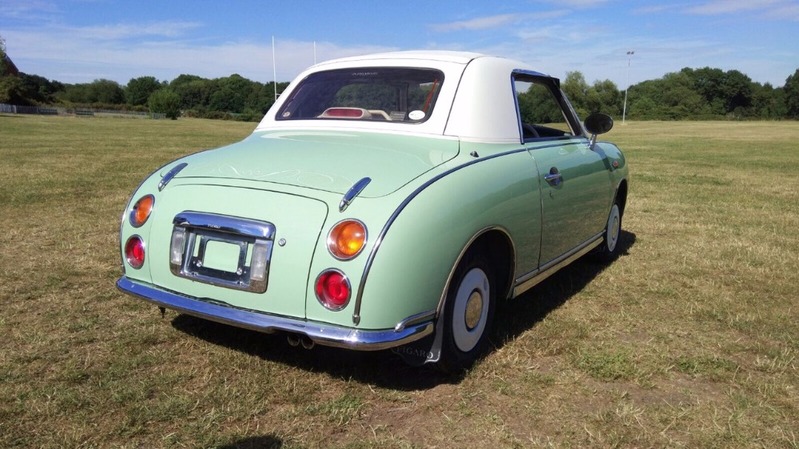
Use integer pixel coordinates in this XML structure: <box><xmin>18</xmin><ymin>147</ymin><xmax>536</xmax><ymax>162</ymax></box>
<box><xmin>171</xmin><ymin>314</ymin><xmax>453</xmax><ymax>390</ymax></box>
<box><xmin>491</xmin><ymin>230</ymin><xmax>637</xmax><ymax>345</ymax></box>
<box><xmin>172</xmin><ymin>230</ymin><xmax>636</xmax><ymax>390</ymax></box>
<box><xmin>216</xmin><ymin>435</ymin><xmax>283</xmax><ymax>449</ymax></box>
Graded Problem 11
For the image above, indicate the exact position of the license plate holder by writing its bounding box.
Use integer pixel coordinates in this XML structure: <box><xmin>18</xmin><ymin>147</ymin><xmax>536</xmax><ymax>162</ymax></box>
<box><xmin>170</xmin><ymin>212</ymin><xmax>275</xmax><ymax>293</ymax></box>
<box><xmin>188</xmin><ymin>233</ymin><xmax>250</xmax><ymax>282</ymax></box>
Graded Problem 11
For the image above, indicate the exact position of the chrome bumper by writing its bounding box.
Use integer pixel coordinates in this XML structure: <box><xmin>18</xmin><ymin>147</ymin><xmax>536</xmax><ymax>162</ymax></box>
<box><xmin>116</xmin><ymin>276</ymin><xmax>434</xmax><ymax>351</ymax></box>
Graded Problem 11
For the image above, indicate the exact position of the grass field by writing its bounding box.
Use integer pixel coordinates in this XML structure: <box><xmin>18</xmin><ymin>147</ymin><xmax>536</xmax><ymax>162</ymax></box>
<box><xmin>1</xmin><ymin>115</ymin><xmax>797</xmax><ymax>448</ymax></box>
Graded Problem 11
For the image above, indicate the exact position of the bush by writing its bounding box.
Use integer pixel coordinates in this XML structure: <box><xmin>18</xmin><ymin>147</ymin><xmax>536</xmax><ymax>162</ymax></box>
<box><xmin>148</xmin><ymin>89</ymin><xmax>181</xmax><ymax>120</ymax></box>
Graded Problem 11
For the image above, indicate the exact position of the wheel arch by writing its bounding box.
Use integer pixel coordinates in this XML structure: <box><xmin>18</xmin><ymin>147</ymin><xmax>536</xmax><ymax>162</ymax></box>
<box><xmin>437</xmin><ymin>227</ymin><xmax>516</xmax><ymax>316</ymax></box>
<box><xmin>615</xmin><ymin>178</ymin><xmax>628</xmax><ymax>217</ymax></box>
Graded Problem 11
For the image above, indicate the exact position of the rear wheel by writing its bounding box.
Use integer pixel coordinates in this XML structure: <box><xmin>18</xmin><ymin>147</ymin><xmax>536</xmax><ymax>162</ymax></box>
<box><xmin>438</xmin><ymin>254</ymin><xmax>495</xmax><ymax>372</ymax></box>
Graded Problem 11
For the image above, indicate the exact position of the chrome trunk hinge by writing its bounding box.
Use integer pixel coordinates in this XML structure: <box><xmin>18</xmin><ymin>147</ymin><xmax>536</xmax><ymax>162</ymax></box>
<box><xmin>339</xmin><ymin>177</ymin><xmax>371</xmax><ymax>212</ymax></box>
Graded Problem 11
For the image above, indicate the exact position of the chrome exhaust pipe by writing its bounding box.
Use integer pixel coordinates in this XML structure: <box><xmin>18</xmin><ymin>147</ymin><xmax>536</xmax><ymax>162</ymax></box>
<box><xmin>286</xmin><ymin>334</ymin><xmax>315</xmax><ymax>349</ymax></box>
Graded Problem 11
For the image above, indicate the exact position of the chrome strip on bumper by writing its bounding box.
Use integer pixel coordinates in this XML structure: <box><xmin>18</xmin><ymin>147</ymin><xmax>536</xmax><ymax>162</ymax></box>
<box><xmin>116</xmin><ymin>276</ymin><xmax>434</xmax><ymax>351</ymax></box>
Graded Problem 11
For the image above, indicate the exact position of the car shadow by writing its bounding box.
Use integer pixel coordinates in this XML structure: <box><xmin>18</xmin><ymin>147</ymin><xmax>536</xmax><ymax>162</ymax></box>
<box><xmin>171</xmin><ymin>230</ymin><xmax>636</xmax><ymax>391</ymax></box>
<box><xmin>491</xmin><ymin>230</ymin><xmax>637</xmax><ymax>347</ymax></box>
<box><xmin>215</xmin><ymin>435</ymin><xmax>283</xmax><ymax>449</ymax></box>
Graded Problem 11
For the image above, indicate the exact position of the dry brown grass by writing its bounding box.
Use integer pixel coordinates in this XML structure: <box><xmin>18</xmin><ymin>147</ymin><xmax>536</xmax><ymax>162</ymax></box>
<box><xmin>1</xmin><ymin>115</ymin><xmax>797</xmax><ymax>448</ymax></box>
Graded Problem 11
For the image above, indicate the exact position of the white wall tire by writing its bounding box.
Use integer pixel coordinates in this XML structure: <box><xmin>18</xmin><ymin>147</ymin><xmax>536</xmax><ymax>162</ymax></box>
<box><xmin>606</xmin><ymin>203</ymin><xmax>620</xmax><ymax>253</ymax></box>
<box><xmin>594</xmin><ymin>201</ymin><xmax>622</xmax><ymax>262</ymax></box>
<box><xmin>439</xmin><ymin>255</ymin><xmax>495</xmax><ymax>372</ymax></box>
<box><xmin>451</xmin><ymin>267</ymin><xmax>490</xmax><ymax>353</ymax></box>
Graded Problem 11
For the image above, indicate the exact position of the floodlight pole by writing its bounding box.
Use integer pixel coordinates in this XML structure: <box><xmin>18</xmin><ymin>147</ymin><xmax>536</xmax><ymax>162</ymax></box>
<box><xmin>272</xmin><ymin>36</ymin><xmax>278</xmax><ymax>100</ymax></box>
<box><xmin>622</xmin><ymin>50</ymin><xmax>634</xmax><ymax>124</ymax></box>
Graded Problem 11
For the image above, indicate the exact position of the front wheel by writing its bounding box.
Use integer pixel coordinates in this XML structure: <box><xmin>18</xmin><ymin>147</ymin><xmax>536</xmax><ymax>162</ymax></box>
<box><xmin>593</xmin><ymin>201</ymin><xmax>622</xmax><ymax>262</ymax></box>
<box><xmin>438</xmin><ymin>255</ymin><xmax>495</xmax><ymax>373</ymax></box>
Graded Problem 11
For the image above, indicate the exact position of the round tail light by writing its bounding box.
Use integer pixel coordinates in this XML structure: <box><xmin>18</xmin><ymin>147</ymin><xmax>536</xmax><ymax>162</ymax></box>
<box><xmin>315</xmin><ymin>270</ymin><xmax>351</xmax><ymax>310</ymax></box>
<box><xmin>327</xmin><ymin>219</ymin><xmax>366</xmax><ymax>260</ymax></box>
<box><xmin>125</xmin><ymin>236</ymin><xmax>145</xmax><ymax>269</ymax></box>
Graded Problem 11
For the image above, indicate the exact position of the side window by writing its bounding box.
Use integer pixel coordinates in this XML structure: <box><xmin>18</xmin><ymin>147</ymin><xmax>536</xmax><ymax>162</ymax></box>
<box><xmin>514</xmin><ymin>77</ymin><xmax>576</xmax><ymax>141</ymax></box>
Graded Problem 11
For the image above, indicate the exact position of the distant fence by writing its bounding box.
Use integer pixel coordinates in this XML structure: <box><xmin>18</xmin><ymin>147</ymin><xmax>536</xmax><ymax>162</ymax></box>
<box><xmin>0</xmin><ymin>103</ymin><xmax>164</xmax><ymax>119</ymax></box>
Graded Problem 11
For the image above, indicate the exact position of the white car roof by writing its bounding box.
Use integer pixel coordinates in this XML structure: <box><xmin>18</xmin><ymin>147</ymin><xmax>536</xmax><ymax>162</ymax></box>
<box><xmin>311</xmin><ymin>50</ymin><xmax>486</xmax><ymax>66</ymax></box>
<box><xmin>256</xmin><ymin>51</ymin><xmax>555</xmax><ymax>143</ymax></box>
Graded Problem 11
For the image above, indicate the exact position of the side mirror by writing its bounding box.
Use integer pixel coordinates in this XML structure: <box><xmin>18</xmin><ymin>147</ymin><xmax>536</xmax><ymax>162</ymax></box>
<box><xmin>584</xmin><ymin>112</ymin><xmax>613</xmax><ymax>149</ymax></box>
<box><xmin>584</xmin><ymin>112</ymin><xmax>614</xmax><ymax>135</ymax></box>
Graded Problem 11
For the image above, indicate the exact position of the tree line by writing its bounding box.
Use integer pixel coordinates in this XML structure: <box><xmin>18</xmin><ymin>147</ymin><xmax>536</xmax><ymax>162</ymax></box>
<box><xmin>2</xmin><ymin>38</ymin><xmax>798</xmax><ymax>121</ymax></box>
<box><xmin>1</xmin><ymin>70</ymin><xmax>290</xmax><ymax>121</ymax></box>
<box><xmin>563</xmin><ymin>67</ymin><xmax>799</xmax><ymax>120</ymax></box>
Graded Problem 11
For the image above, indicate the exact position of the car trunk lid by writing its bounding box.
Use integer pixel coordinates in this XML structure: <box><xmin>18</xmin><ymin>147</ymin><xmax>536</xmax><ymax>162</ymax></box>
<box><xmin>146</xmin><ymin>183</ymin><xmax>328</xmax><ymax>319</ymax></box>
<box><xmin>168</xmin><ymin>130</ymin><xmax>459</xmax><ymax>197</ymax></box>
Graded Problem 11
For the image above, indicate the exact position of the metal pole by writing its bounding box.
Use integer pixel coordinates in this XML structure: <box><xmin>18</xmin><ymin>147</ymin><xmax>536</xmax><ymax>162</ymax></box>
<box><xmin>272</xmin><ymin>36</ymin><xmax>278</xmax><ymax>100</ymax></box>
<box><xmin>622</xmin><ymin>50</ymin><xmax>634</xmax><ymax>124</ymax></box>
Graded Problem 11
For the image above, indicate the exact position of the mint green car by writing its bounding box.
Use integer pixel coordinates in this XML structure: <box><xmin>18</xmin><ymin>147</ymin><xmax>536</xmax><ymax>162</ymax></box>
<box><xmin>118</xmin><ymin>51</ymin><xmax>628</xmax><ymax>371</ymax></box>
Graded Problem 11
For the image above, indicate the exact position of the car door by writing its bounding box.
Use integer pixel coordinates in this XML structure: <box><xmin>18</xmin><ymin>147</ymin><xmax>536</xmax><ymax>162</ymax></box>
<box><xmin>514</xmin><ymin>74</ymin><xmax>612</xmax><ymax>266</ymax></box>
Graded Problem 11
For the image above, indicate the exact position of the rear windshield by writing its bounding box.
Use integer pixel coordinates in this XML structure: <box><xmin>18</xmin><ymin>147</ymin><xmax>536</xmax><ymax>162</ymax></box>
<box><xmin>276</xmin><ymin>67</ymin><xmax>444</xmax><ymax>123</ymax></box>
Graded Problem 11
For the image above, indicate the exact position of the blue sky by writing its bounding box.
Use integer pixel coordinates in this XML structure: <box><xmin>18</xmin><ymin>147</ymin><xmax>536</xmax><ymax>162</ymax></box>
<box><xmin>1</xmin><ymin>0</ymin><xmax>798</xmax><ymax>89</ymax></box>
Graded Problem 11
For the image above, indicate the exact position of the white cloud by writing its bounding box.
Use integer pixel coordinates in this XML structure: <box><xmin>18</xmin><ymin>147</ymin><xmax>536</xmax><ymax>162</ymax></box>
<box><xmin>75</xmin><ymin>21</ymin><xmax>204</xmax><ymax>40</ymax></box>
<box><xmin>688</xmin><ymin>0</ymin><xmax>785</xmax><ymax>15</ymax></box>
<box><xmin>430</xmin><ymin>14</ymin><xmax>523</xmax><ymax>32</ymax></box>
<box><xmin>762</xmin><ymin>2</ymin><xmax>799</xmax><ymax>20</ymax></box>
<box><xmin>430</xmin><ymin>10</ymin><xmax>570</xmax><ymax>33</ymax></box>
<box><xmin>0</xmin><ymin>0</ymin><xmax>60</xmax><ymax>19</ymax></box>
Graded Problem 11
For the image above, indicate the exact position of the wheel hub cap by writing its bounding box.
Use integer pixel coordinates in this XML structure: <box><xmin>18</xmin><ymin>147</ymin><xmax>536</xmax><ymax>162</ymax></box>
<box><xmin>464</xmin><ymin>289</ymin><xmax>484</xmax><ymax>330</ymax></box>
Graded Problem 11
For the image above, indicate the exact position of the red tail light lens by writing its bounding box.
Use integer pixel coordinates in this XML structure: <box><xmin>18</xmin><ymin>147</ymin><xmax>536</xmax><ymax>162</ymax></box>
<box><xmin>125</xmin><ymin>236</ymin><xmax>145</xmax><ymax>269</ymax></box>
<box><xmin>315</xmin><ymin>270</ymin><xmax>351</xmax><ymax>310</ymax></box>
<box><xmin>130</xmin><ymin>195</ymin><xmax>154</xmax><ymax>227</ymax></box>
<box><xmin>327</xmin><ymin>220</ymin><xmax>367</xmax><ymax>260</ymax></box>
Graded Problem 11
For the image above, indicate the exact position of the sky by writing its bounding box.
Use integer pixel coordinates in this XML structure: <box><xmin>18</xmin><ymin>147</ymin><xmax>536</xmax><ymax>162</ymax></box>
<box><xmin>1</xmin><ymin>0</ymin><xmax>798</xmax><ymax>89</ymax></box>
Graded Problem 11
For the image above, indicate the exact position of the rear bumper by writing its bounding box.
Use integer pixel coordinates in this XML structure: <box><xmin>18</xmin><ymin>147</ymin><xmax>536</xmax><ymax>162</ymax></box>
<box><xmin>116</xmin><ymin>276</ymin><xmax>434</xmax><ymax>351</ymax></box>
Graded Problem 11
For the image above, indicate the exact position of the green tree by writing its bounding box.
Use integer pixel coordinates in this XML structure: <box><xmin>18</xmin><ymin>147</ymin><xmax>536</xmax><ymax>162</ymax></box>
<box><xmin>208</xmin><ymin>74</ymin><xmax>252</xmax><ymax>113</ymax></box>
<box><xmin>586</xmin><ymin>79</ymin><xmax>621</xmax><ymax>116</ymax></box>
<box><xmin>681</xmin><ymin>67</ymin><xmax>753</xmax><ymax>117</ymax></box>
<box><xmin>784</xmin><ymin>69</ymin><xmax>799</xmax><ymax>119</ymax></box>
<box><xmin>170</xmin><ymin>74</ymin><xmax>211</xmax><ymax>109</ymax></box>
<box><xmin>126</xmin><ymin>76</ymin><xmax>162</xmax><ymax>106</ymax></box>
<box><xmin>0</xmin><ymin>76</ymin><xmax>24</xmax><ymax>104</ymax></box>
<box><xmin>686</xmin><ymin>67</ymin><xmax>727</xmax><ymax>115</ymax></box>
<box><xmin>56</xmin><ymin>79</ymin><xmax>124</xmax><ymax>105</ymax></box>
<box><xmin>88</xmin><ymin>79</ymin><xmax>124</xmax><ymax>104</ymax></box>
<box><xmin>751</xmin><ymin>82</ymin><xmax>786</xmax><ymax>119</ymax></box>
<box><xmin>562</xmin><ymin>71</ymin><xmax>589</xmax><ymax>116</ymax></box>
<box><xmin>561</xmin><ymin>73</ymin><xmax>620</xmax><ymax>118</ymax></box>
<box><xmin>0</xmin><ymin>34</ymin><xmax>20</xmax><ymax>103</ymax></box>
<box><xmin>148</xmin><ymin>88</ymin><xmax>181</xmax><ymax>119</ymax></box>
<box><xmin>0</xmin><ymin>35</ymin><xmax>7</xmax><ymax>76</ymax></box>
<box><xmin>18</xmin><ymin>73</ymin><xmax>63</xmax><ymax>104</ymax></box>
<box><xmin>660</xmin><ymin>72</ymin><xmax>708</xmax><ymax>119</ymax></box>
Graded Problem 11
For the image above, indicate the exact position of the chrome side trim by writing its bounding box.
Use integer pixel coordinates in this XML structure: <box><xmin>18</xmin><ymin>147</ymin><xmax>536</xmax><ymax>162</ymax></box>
<box><xmin>158</xmin><ymin>162</ymin><xmax>188</xmax><ymax>191</ymax></box>
<box><xmin>512</xmin><ymin>232</ymin><xmax>603</xmax><ymax>297</ymax></box>
<box><xmin>339</xmin><ymin>177</ymin><xmax>371</xmax><ymax>212</ymax></box>
<box><xmin>117</xmin><ymin>277</ymin><xmax>434</xmax><ymax>351</ymax></box>
<box><xmin>352</xmin><ymin>148</ymin><xmax>529</xmax><ymax>324</ymax></box>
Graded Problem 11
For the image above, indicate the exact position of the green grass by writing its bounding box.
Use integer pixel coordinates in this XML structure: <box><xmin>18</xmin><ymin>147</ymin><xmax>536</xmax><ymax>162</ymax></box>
<box><xmin>1</xmin><ymin>115</ymin><xmax>798</xmax><ymax>448</ymax></box>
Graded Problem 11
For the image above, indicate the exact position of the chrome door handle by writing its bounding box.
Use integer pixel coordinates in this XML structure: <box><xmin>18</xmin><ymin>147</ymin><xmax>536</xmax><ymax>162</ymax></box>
<box><xmin>544</xmin><ymin>168</ymin><xmax>562</xmax><ymax>186</ymax></box>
